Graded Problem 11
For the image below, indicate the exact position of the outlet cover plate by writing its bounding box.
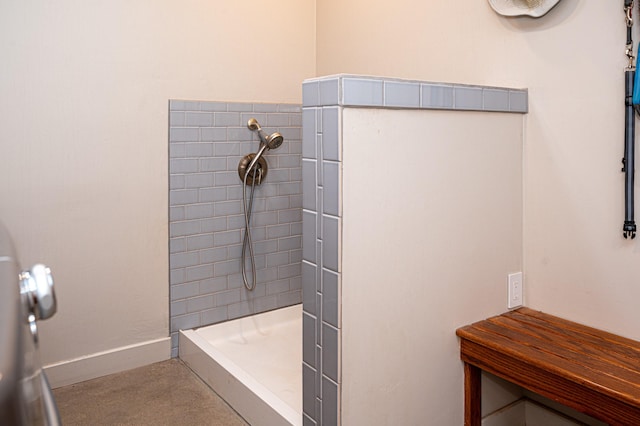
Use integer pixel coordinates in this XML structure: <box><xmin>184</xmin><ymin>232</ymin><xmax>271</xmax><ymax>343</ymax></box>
<box><xmin>508</xmin><ymin>272</ymin><xmax>523</xmax><ymax>309</ymax></box>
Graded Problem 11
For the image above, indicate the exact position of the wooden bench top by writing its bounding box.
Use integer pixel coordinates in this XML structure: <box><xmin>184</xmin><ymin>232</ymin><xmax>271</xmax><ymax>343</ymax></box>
<box><xmin>456</xmin><ymin>307</ymin><xmax>640</xmax><ymax>424</ymax></box>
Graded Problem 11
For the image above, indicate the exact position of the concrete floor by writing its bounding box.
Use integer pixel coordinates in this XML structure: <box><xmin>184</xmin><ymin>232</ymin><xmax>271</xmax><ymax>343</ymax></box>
<box><xmin>53</xmin><ymin>359</ymin><xmax>248</xmax><ymax>426</ymax></box>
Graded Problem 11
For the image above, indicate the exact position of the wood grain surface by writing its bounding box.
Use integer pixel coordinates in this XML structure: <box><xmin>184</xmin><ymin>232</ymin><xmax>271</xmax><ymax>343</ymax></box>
<box><xmin>457</xmin><ymin>308</ymin><xmax>640</xmax><ymax>425</ymax></box>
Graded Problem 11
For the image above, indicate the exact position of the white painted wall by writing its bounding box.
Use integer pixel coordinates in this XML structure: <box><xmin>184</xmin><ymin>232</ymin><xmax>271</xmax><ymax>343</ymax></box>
<box><xmin>319</xmin><ymin>1</ymin><xmax>640</xmax><ymax>422</ymax></box>
<box><xmin>0</xmin><ymin>1</ymin><xmax>315</xmax><ymax>370</ymax></box>
<box><xmin>341</xmin><ymin>108</ymin><xmax>523</xmax><ymax>425</ymax></box>
<box><xmin>318</xmin><ymin>1</ymin><xmax>640</xmax><ymax>341</ymax></box>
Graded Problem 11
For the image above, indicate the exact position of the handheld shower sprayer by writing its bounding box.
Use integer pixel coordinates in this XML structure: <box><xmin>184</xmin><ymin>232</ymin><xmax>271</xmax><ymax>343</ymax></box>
<box><xmin>240</xmin><ymin>118</ymin><xmax>283</xmax><ymax>184</ymax></box>
<box><xmin>238</xmin><ymin>118</ymin><xmax>285</xmax><ymax>291</ymax></box>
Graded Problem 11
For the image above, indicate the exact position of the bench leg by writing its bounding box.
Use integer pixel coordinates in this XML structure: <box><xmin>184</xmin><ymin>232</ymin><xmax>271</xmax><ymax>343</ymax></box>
<box><xmin>464</xmin><ymin>362</ymin><xmax>481</xmax><ymax>426</ymax></box>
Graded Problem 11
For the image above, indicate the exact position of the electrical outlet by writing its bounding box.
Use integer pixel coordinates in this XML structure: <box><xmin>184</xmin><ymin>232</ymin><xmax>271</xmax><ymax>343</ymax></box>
<box><xmin>508</xmin><ymin>272</ymin><xmax>523</xmax><ymax>309</ymax></box>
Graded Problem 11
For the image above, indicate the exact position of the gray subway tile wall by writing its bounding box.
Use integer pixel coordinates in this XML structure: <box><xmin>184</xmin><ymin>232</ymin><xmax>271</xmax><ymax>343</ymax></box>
<box><xmin>302</xmin><ymin>93</ymin><xmax>343</xmax><ymax>426</ymax></box>
<box><xmin>169</xmin><ymin>101</ymin><xmax>302</xmax><ymax>357</ymax></box>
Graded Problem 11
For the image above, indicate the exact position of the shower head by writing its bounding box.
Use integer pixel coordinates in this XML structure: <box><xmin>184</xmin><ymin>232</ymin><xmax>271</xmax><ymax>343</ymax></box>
<box><xmin>241</xmin><ymin>119</ymin><xmax>284</xmax><ymax>184</ymax></box>
<box><xmin>265</xmin><ymin>132</ymin><xmax>283</xmax><ymax>150</ymax></box>
<box><xmin>247</xmin><ymin>118</ymin><xmax>284</xmax><ymax>151</ymax></box>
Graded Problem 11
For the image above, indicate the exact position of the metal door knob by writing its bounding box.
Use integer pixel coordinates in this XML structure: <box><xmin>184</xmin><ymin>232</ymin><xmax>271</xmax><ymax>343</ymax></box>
<box><xmin>20</xmin><ymin>264</ymin><xmax>57</xmax><ymax>321</ymax></box>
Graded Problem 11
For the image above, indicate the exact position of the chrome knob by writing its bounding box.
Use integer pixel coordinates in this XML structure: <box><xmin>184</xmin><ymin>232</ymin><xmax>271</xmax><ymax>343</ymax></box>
<box><xmin>20</xmin><ymin>264</ymin><xmax>57</xmax><ymax>321</ymax></box>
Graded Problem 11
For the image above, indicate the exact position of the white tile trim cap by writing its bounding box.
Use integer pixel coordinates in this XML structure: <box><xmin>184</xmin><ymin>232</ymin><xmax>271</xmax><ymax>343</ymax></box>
<box><xmin>488</xmin><ymin>0</ymin><xmax>561</xmax><ymax>18</ymax></box>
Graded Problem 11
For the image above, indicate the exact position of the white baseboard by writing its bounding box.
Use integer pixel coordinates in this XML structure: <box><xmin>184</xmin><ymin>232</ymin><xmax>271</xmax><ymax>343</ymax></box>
<box><xmin>44</xmin><ymin>337</ymin><xmax>171</xmax><ymax>389</ymax></box>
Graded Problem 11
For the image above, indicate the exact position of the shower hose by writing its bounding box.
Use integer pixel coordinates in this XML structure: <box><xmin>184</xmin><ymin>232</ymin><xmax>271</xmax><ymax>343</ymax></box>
<box><xmin>241</xmin><ymin>165</ymin><xmax>260</xmax><ymax>291</ymax></box>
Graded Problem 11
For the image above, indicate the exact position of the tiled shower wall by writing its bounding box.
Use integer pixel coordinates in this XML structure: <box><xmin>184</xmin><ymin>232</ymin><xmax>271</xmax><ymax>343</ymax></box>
<box><xmin>301</xmin><ymin>99</ymin><xmax>342</xmax><ymax>426</ymax></box>
<box><xmin>169</xmin><ymin>101</ymin><xmax>302</xmax><ymax>357</ymax></box>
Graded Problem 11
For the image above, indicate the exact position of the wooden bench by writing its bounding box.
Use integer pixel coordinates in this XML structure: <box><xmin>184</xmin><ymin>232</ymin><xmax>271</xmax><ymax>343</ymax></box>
<box><xmin>456</xmin><ymin>307</ymin><xmax>640</xmax><ymax>426</ymax></box>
